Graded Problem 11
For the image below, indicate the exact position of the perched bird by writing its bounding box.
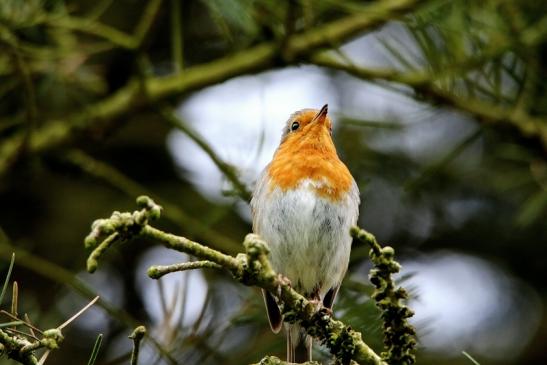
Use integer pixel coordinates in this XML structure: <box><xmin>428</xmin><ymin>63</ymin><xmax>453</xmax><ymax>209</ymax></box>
<box><xmin>251</xmin><ymin>105</ymin><xmax>360</xmax><ymax>362</ymax></box>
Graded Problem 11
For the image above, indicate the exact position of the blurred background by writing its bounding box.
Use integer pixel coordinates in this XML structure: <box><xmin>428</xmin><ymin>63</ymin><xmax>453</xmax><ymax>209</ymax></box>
<box><xmin>0</xmin><ymin>0</ymin><xmax>546</xmax><ymax>364</ymax></box>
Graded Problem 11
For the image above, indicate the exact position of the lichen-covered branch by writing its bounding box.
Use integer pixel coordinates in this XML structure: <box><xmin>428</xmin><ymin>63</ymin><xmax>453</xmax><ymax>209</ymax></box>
<box><xmin>84</xmin><ymin>196</ymin><xmax>417</xmax><ymax>365</ymax></box>
<box><xmin>350</xmin><ymin>227</ymin><xmax>416</xmax><ymax>365</ymax></box>
<box><xmin>63</xmin><ymin>149</ymin><xmax>241</xmax><ymax>252</ymax></box>
<box><xmin>148</xmin><ymin>260</ymin><xmax>223</xmax><ymax>279</ymax></box>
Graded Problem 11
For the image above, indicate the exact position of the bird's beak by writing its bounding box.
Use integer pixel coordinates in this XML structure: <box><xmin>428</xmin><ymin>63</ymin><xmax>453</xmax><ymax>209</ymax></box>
<box><xmin>311</xmin><ymin>104</ymin><xmax>328</xmax><ymax>126</ymax></box>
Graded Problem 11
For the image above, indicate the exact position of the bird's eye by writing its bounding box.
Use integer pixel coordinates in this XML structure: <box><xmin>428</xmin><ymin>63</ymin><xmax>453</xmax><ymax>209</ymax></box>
<box><xmin>291</xmin><ymin>121</ymin><xmax>300</xmax><ymax>131</ymax></box>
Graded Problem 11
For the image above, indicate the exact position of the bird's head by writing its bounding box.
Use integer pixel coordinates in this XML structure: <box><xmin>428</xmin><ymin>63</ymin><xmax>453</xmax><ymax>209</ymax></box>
<box><xmin>280</xmin><ymin>104</ymin><xmax>333</xmax><ymax>147</ymax></box>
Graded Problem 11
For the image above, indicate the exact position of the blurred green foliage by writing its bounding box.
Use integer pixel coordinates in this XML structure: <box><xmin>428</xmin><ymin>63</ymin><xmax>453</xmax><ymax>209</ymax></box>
<box><xmin>0</xmin><ymin>0</ymin><xmax>546</xmax><ymax>364</ymax></box>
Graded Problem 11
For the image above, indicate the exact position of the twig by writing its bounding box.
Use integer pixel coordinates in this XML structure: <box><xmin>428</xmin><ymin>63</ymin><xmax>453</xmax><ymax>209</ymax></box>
<box><xmin>63</xmin><ymin>149</ymin><xmax>241</xmax><ymax>252</ymax></box>
<box><xmin>4</xmin><ymin>327</ymin><xmax>39</xmax><ymax>341</ymax></box>
<box><xmin>0</xmin><ymin>252</ymin><xmax>15</xmax><ymax>305</ymax></box>
<box><xmin>36</xmin><ymin>350</ymin><xmax>50</xmax><ymax>365</ymax></box>
<box><xmin>129</xmin><ymin>326</ymin><xmax>147</xmax><ymax>365</ymax></box>
<box><xmin>58</xmin><ymin>296</ymin><xmax>100</xmax><ymax>330</ymax></box>
<box><xmin>24</xmin><ymin>314</ymin><xmax>36</xmax><ymax>337</ymax></box>
<box><xmin>134</xmin><ymin>0</ymin><xmax>163</xmax><ymax>48</ymax></box>
<box><xmin>0</xmin><ymin>311</ymin><xmax>43</xmax><ymax>335</ymax></box>
<box><xmin>45</xmin><ymin>16</ymin><xmax>136</xmax><ymax>49</ymax></box>
<box><xmin>148</xmin><ymin>261</ymin><xmax>223</xmax><ymax>279</ymax></box>
<box><xmin>170</xmin><ymin>0</ymin><xmax>184</xmax><ymax>72</ymax></box>
<box><xmin>159</xmin><ymin>107</ymin><xmax>252</xmax><ymax>201</ymax></box>
<box><xmin>462</xmin><ymin>351</ymin><xmax>481</xmax><ymax>365</ymax></box>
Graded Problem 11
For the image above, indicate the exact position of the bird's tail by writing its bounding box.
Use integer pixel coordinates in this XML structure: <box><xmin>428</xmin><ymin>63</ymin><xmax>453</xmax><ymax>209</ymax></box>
<box><xmin>287</xmin><ymin>323</ymin><xmax>312</xmax><ymax>363</ymax></box>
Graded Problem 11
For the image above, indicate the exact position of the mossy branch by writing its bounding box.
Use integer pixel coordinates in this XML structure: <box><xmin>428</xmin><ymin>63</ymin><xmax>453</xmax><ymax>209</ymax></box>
<box><xmin>0</xmin><ymin>0</ymin><xmax>421</xmax><ymax>177</ymax></box>
<box><xmin>84</xmin><ymin>196</ymin><xmax>418</xmax><ymax>365</ymax></box>
<box><xmin>350</xmin><ymin>228</ymin><xmax>416</xmax><ymax>365</ymax></box>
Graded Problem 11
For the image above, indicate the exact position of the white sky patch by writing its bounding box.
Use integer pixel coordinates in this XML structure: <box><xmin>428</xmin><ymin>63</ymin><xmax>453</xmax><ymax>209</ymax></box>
<box><xmin>404</xmin><ymin>251</ymin><xmax>542</xmax><ymax>360</ymax></box>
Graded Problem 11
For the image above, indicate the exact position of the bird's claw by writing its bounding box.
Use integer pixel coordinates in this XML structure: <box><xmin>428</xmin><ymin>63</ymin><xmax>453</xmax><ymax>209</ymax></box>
<box><xmin>275</xmin><ymin>274</ymin><xmax>291</xmax><ymax>296</ymax></box>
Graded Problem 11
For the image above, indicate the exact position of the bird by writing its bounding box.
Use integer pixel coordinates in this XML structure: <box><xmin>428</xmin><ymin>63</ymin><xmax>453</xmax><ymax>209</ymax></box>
<box><xmin>250</xmin><ymin>105</ymin><xmax>360</xmax><ymax>363</ymax></box>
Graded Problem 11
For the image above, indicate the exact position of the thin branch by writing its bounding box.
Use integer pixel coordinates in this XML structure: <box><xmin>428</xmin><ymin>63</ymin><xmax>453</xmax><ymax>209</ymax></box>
<box><xmin>63</xmin><ymin>149</ymin><xmax>241</xmax><ymax>252</ymax></box>
<box><xmin>148</xmin><ymin>261</ymin><xmax>223</xmax><ymax>279</ymax></box>
<box><xmin>351</xmin><ymin>227</ymin><xmax>416</xmax><ymax>364</ymax></box>
<box><xmin>44</xmin><ymin>16</ymin><xmax>136</xmax><ymax>49</ymax></box>
<box><xmin>0</xmin><ymin>311</ymin><xmax>43</xmax><ymax>335</ymax></box>
<box><xmin>58</xmin><ymin>296</ymin><xmax>100</xmax><ymax>330</ymax></box>
<box><xmin>0</xmin><ymin>252</ymin><xmax>15</xmax><ymax>305</ymax></box>
<box><xmin>134</xmin><ymin>0</ymin><xmax>163</xmax><ymax>48</ymax></box>
<box><xmin>312</xmin><ymin>54</ymin><xmax>547</xmax><ymax>153</ymax></box>
<box><xmin>3</xmin><ymin>327</ymin><xmax>39</xmax><ymax>342</ymax></box>
<box><xmin>36</xmin><ymin>350</ymin><xmax>50</xmax><ymax>365</ymax></box>
<box><xmin>159</xmin><ymin>107</ymin><xmax>252</xmax><ymax>201</ymax></box>
<box><xmin>170</xmin><ymin>0</ymin><xmax>184</xmax><ymax>72</ymax></box>
<box><xmin>129</xmin><ymin>326</ymin><xmax>147</xmax><ymax>365</ymax></box>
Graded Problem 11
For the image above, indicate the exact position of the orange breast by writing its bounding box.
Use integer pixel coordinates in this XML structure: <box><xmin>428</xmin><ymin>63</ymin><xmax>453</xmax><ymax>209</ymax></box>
<box><xmin>267</xmin><ymin>125</ymin><xmax>353</xmax><ymax>201</ymax></box>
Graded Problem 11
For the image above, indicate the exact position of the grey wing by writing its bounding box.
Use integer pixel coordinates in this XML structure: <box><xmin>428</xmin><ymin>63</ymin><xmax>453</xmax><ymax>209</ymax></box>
<box><xmin>250</xmin><ymin>166</ymin><xmax>270</xmax><ymax>233</ymax></box>
<box><xmin>324</xmin><ymin>178</ymin><xmax>360</xmax><ymax>309</ymax></box>
<box><xmin>253</xmin><ymin>168</ymin><xmax>283</xmax><ymax>333</ymax></box>
<box><xmin>348</xmin><ymin>177</ymin><xmax>360</xmax><ymax>226</ymax></box>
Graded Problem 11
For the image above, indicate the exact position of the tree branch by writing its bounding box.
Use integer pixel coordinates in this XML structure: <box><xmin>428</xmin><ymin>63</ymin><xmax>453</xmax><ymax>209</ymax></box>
<box><xmin>83</xmin><ymin>196</ymin><xmax>417</xmax><ymax>365</ymax></box>
<box><xmin>0</xmin><ymin>0</ymin><xmax>421</xmax><ymax>177</ymax></box>
<box><xmin>63</xmin><ymin>149</ymin><xmax>242</xmax><ymax>252</ymax></box>
<box><xmin>309</xmin><ymin>16</ymin><xmax>547</xmax><ymax>154</ymax></box>
<box><xmin>148</xmin><ymin>260</ymin><xmax>223</xmax><ymax>279</ymax></box>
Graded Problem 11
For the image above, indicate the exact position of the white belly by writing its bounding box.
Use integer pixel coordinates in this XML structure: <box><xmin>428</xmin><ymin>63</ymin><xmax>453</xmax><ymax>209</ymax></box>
<box><xmin>252</xmin><ymin>179</ymin><xmax>359</xmax><ymax>297</ymax></box>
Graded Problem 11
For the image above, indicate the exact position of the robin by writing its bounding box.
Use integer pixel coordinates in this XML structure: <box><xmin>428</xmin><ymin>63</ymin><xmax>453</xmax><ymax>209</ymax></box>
<box><xmin>251</xmin><ymin>105</ymin><xmax>360</xmax><ymax>363</ymax></box>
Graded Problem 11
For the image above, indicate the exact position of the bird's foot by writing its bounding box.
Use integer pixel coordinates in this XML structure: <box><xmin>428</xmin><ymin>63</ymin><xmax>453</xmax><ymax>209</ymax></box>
<box><xmin>275</xmin><ymin>274</ymin><xmax>291</xmax><ymax>296</ymax></box>
<box><xmin>307</xmin><ymin>298</ymin><xmax>324</xmax><ymax>312</ymax></box>
<box><xmin>321</xmin><ymin>306</ymin><xmax>333</xmax><ymax>316</ymax></box>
